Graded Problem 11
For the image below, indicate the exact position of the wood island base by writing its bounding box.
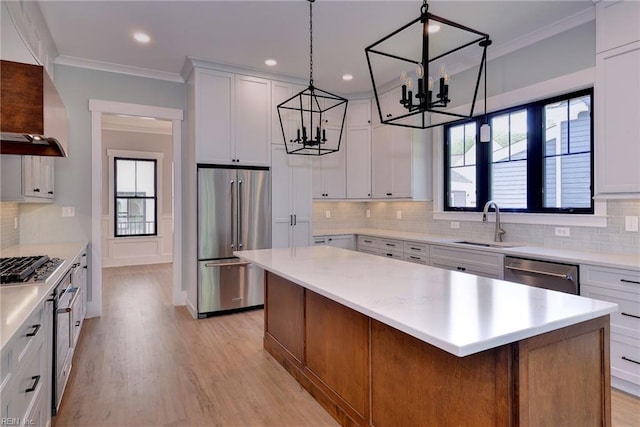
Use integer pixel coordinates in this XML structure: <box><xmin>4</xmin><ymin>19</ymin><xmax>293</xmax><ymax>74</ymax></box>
<box><xmin>264</xmin><ymin>272</ymin><xmax>612</xmax><ymax>427</ymax></box>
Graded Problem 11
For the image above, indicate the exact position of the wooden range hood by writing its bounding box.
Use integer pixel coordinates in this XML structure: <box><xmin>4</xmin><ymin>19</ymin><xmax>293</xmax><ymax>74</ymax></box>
<box><xmin>0</xmin><ymin>60</ymin><xmax>68</xmax><ymax>157</ymax></box>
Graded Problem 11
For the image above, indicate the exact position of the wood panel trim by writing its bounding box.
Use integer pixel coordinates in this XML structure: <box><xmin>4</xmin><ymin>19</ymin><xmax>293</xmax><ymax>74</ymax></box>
<box><xmin>0</xmin><ymin>60</ymin><xmax>44</xmax><ymax>134</ymax></box>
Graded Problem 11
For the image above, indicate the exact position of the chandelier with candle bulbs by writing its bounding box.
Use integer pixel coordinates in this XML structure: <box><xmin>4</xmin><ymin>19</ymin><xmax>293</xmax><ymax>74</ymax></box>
<box><xmin>365</xmin><ymin>0</ymin><xmax>491</xmax><ymax>133</ymax></box>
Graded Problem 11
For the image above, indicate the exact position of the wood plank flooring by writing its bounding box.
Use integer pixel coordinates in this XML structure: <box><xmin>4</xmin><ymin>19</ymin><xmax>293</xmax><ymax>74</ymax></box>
<box><xmin>53</xmin><ymin>263</ymin><xmax>640</xmax><ymax>426</ymax></box>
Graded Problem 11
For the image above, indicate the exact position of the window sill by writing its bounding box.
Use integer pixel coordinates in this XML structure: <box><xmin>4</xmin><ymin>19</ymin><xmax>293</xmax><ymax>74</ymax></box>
<box><xmin>432</xmin><ymin>210</ymin><xmax>607</xmax><ymax>228</ymax></box>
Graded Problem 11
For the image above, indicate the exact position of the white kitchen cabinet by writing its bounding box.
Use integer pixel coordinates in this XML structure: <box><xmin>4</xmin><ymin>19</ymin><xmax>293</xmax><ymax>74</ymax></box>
<box><xmin>271</xmin><ymin>80</ymin><xmax>306</xmax><ymax>144</ymax></box>
<box><xmin>346</xmin><ymin>126</ymin><xmax>372</xmax><ymax>199</ymax></box>
<box><xmin>312</xmin><ymin>126</ymin><xmax>346</xmax><ymax>199</ymax></box>
<box><xmin>429</xmin><ymin>244</ymin><xmax>504</xmax><ymax>279</ymax></box>
<box><xmin>595</xmin><ymin>41</ymin><xmax>640</xmax><ymax>194</ymax></box>
<box><xmin>580</xmin><ymin>264</ymin><xmax>640</xmax><ymax>396</ymax></box>
<box><xmin>314</xmin><ymin>234</ymin><xmax>356</xmax><ymax>250</ymax></box>
<box><xmin>596</xmin><ymin>0</ymin><xmax>640</xmax><ymax>54</ymax></box>
<box><xmin>272</xmin><ymin>145</ymin><xmax>312</xmax><ymax>248</ymax></box>
<box><xmin>371</xmin><ymin>124</ymin><xmax>412</xmax><ymax>198</ymax></box>
<box><xmin>371</xmin><ymin>87</ymin><xmax>410</xmax><ymax>126</ymax></box>
<box><xmin>1</xmin><ymin>155</ymin><xmax>54</xmax><ymax>202</ymax></box>
<box><xmin>347</xmin><ymin>99</ymin><xmax>372</xmax><ymax>127</ymax></box>
<box><xmin>191</xmin><ymin>68</ymin><xmax>270</xmax><ymax>166</ymax></box>
<box><xmin>0</xmin><ymin>300</ymin><xmax>51</xmax><ymax>427</ymax></box>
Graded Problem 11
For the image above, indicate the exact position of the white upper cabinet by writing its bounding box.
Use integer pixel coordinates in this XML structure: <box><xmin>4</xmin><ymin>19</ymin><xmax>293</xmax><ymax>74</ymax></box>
<box><xmin>312</xmin><ymin>127</ymin><xmax>347</xmax><ymax>199</ymax></box>
<box><xmin>372</xmin><ymin>87</ymin><xmax>410</xmax><ymax>126</ymax></box>
<box><xmin>234</xmin><ymin>74</ymin><xmax>271</xmax><ymax>166</ymax></box>
<box><xmin>1</xmin><ymin>155</ymin><xmax>54</xmax><ymax>202</ymax></box>
<box><xmin>596</xmin><ymin>0</ymin><xmax>640</xmax><ymax>54</ymax></box>
<box><xmin>347</xmin><ymin>99</ymin><xmax>372</xmax><ymax>127</ymax></box>
<box><xmin>595</xmin><ymin>1</ymin><xmax>640</xmax><ymax>195</ymax></box>
<box><xmin>346</xmin><ymin>126</ymin><xmax>372</xmax><ymax>199</ymax></box>
<box><xmin>271</xmin><ymin>80</ymin><xmax>306</xmax><ymax>144</ymax></box>
<box><xmin>371</xmin><ymin>125</ymin><xmax>412</xmax><ymax>198</ymax></box>
<box><xmin>192</xmin><ymin>68</ymin><xmax>270</xmax><ymax>166</ymax></box>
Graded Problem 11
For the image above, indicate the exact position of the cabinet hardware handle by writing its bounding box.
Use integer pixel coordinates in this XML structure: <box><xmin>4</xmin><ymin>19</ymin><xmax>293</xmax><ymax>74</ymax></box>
<box><xmin>368</xmin><ymin>193</ymin><xmax>371</xmax><ymax>197</ymax></box>
<box><xmin>410</xmin><ymin>247</ymin><xmax>421</xmax><ymax>251</ymax></box>
<box><xmin>75</xmin><ymin>321</ymin><xmax>81</xmax><ymax>327</ymax></box>
<box><xmin>457</xmin><ymin>266</ymin><xmax>466</xmax><ymax>272</ymax></box>
<box><xmin>26</xmin><ymin>324</ymin><xmax>41</xmax><ymax>337</ymax></box>
<box><xmin>385</xmin><ymin>243</ymin><xmax>395</xmax><ymax>247</ymax></box>
<box><xmin>409</xmin><ymin>256</ymin><xmax>420</xmax><ymax>260</ymax></box>
<box><xmin>33</xmin><ymin>188</ymin><xmax>40</xmax><ymax>192</ymax></box>
<box><xmin>622</xmin><ymin>356</ymin><xmax>640</xmax><ymax>365</ymax></box>
<box><xmin>385</xmin><ymin>253</ymin><xmax>393</xmax><ymax>257</ymax></box>
<box><xmin>48</xmin><ymin>191</ymin><xmax>54</xmax><ymax>194</ymax></box>
<box><xmin>364</xmin><ymin>240</ymin><xmax>372</xmax><ymax>243</ymax></box>
<box><xmin>621</xmin><ymin>312</ymin><xmax>640</xmax><ymax>320</ymax></box>
<box><xmin>328</xmin><ymin>238</ymin><xmax>332</xmax><ymax>241</ymax></box>
<box><xmin>621</xmin><ymin>279</ymin><xmax>640</xmax><ymax>285</ymax></box>
<box><xmin>25</xmin><ymin>375</ymin><xmax>40</xmax><ymax>393</ymax></box>
<box><xmin>386</xmin><ymin>193</ymin><xmax>392</xmax><ymax>196</ymax></box>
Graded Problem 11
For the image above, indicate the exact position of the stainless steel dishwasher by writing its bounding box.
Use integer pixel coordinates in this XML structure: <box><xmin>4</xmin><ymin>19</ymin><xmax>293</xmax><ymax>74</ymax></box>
<box><xmin>504</xmin><ymin>256</ymin><xmax>579</xmax><ymax>294</ymax></box>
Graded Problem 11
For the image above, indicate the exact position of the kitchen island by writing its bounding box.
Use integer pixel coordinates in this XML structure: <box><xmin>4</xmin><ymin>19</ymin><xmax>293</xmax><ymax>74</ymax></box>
<box><xmin>236</xmin><ymin>246</ymin><xmax>618</xmax><ymax>426</ymax></box>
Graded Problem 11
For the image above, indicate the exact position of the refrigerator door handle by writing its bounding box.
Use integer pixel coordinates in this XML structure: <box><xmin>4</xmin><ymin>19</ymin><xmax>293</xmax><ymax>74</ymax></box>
<box><xmin>238</xmin><ymin>179</ymin><xmax>243</xmax><ymax>248</ymax></box>
<box><xmin>204</xmin><ymin>261</ymin><xmax>250</xmax><ymax>268</ymax></box>
<box><xmin>290</xmin><ymin>214</ymin><xmax>293</xmax><ymax>226</ymax></box>
<box><xmin>230</xmin><ymin>179</ymin><xmax>236</xmax><ymax>249</ymax></box>
<box><xmin>294</xmin><ymin>214</ymin><xmax>297</xmax><ymax>226</ymax></box>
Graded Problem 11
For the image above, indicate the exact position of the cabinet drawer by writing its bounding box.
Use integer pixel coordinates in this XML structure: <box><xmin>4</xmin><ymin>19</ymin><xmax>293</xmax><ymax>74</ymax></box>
<box><xmin>581</xmin><ymin>283</ymin><xmax>640</xmax><ymax>340</ymax></box>
<box><xmin>1</xmin><ymin>305</ymin><xmax>45</xmax><ymax>390</ymax></box>
<box><xmin>379</xmin><ymin>239</ymin><xmax>403</xmax><ymax>251</ymax></box>
<box><xmin>430</xmin><ymin>245</ymin><xmax>503</xmax><ymax>269</ymax></box>
<box><xmin>430</xmin><ymin>259</ymin><xmax>502</xmax><ymax>280</ymax></box>
<box><xmin>403</xmin><ymin>241</ymin><xmax>428</xmax><ymax>256</ymax></box>
<box><xmin>357</xmin><ymin>235</ymin><xmax>379</xmax><ymax>250</ymax></box>
<box><xmin>611</xmin><ymin>333</ymin><xmax>640</xmax><ymax>386</ymax></box>
<box><xmin>379</xmin><ymin>250</ymin><xmax>403</xmax><ymax>260</ymax></box>
<box><xmin>358</xmin><ymin>248</ymin><xmax>379</xmax><ymax>256</ymax></box>
<box><xmin>0</xmin><ymin>335</ymin><xmax>45</xmax><ymax>421</ymax></box>
<box><xmin>403</xmin><ymin>253</ymin><xmax>428</xmax><ymax>265</ymax></box>
<box><xmin>581</xmin><ymin>265</ymin><xmax>640</xmax><ymax>289</ymax></box>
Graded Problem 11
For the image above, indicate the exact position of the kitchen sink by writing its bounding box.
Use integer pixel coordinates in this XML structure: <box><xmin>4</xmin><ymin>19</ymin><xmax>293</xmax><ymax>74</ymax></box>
<box><xmin>452</xmin><ymin>240</ymin><xmax>522</xmax><ymax>248</ymax></box>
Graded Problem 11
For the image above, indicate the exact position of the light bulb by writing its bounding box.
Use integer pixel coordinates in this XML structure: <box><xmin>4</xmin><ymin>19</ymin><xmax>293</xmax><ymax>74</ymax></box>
<box><xmin>400</xmin><ymin>70</ymin><xmax>408</xmax><ymax>84</ymax></box>
<box><xmin>428</xmin><ymin>76</ymin><xmax>434</xmax><ymax>91</ymax></box>
<box><xmin>416</xmin><ymin>64</ymin><xmax>424</xmax><ymax>79</ymax></box>
<box><xmin>440</xmin><ymin>63</ymin><xmax>448</xmax><ymax>79</ymax></box>
<box><xmin>406</xmin><ymin>79</ymin><xmax>414</xmax><ymax>90</ymax></box>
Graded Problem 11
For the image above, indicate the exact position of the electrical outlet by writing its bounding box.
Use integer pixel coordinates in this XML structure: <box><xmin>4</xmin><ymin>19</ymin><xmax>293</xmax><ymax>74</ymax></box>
<box><xmin>555</xmin><ymin>227</ymin><xmax>570</xmax><ymax>237</ymax></box>
<box><xmin>396</xmin><ymin>210</ymin><xmax>402</xmax><ymax>220</ymax></box>
<box><xmin>625</xmin><ymin>216</ymin><xmax>639</xmax><ymax>232</ymax></box>
<box><xmin>325</xmin><ymin>210</ymin><xmax>331</xmax><ymax>219</ymax></box>
<box><xmin>366</xmin><ymin>209</ymin><xmax>371</xmax><ymax>218</ymax></box>
<box><xmin>62</xmin><ymin>207</ymin><xmax>75</xmax><ymax>217</ymax></box>
<box><xmin>450</xmin><ymin>221</ymin><xmax>460</xmax><ymax>229</ymax></box>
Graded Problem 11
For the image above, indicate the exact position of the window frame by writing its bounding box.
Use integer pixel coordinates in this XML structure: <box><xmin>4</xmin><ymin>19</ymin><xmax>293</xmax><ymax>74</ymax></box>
<box><xmin>444</xmin><ymin>88</ymin><xmax>594</xmax><ymax>215</ymax></box>
<box><xmin>114</xmin><ymin>156</ymin><xmax>158</xmax><ymax>238</ymax></box>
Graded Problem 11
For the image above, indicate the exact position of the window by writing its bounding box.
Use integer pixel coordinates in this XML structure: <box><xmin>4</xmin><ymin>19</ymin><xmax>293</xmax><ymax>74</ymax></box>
<box><xmin>114</xmin><ymin>158</ymin><xmax>157</xmax><ymax>237</ymax></box>
<box><xmin>444</xmin><ymin>89</ymin><xmax>593</xmax><ymax>214</ymax></box>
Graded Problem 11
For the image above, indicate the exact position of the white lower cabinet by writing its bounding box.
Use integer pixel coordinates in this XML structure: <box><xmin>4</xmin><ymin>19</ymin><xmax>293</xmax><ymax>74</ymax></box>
<box><xmin>0</xmin><ymin>300</ymin><xmax>50</xmax><ymax>427</ymax></box>
<box><xmin>357</xmin><ymin>235</ymin><xmax>430</xmax><ymax>265</ymax></box>
<box><xmin>429</xmin><ymin>245</ymin><xmax>504</xmax><ymax>279</ymax></box>
<box><xmin>580</xmin><ymin>264</ymin><xmax>640</xmax><ymax>396</ymax></box>
<box><xmin>313</xmin><ymin>234</ymin><xmax>356</xmax><ymax>250</ymax></box>
<box><xmin>272</xmin><ymin>145</ymin><xmax>312</xmax><ymax>248</ymax></box>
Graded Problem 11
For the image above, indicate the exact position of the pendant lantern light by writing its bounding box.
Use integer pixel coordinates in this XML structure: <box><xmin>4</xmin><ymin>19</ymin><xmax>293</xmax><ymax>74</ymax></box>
<box><xmin>365</xmin><ymin>0</ymin><xmax>491</xmax><ymax>132</ymax></box>
<box><xmin>277</xmin><ymin>0</ymin><xmax>348</xmax><ymax>155</ymax></box>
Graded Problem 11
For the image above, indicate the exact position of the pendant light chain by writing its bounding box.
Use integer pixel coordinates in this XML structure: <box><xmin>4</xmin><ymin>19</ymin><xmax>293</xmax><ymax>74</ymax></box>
<box><xmin>309</xmin><ymin>0</ymin><xmax>314</xmax><ymax>86</ymax></box>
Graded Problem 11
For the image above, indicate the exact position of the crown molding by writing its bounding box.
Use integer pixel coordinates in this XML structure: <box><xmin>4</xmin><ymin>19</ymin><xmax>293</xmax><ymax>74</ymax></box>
<box><xmin>102</xmin><ymin>120</ymin><xmax>173</xmax><ymax>136</ymax></box>
<box><xmin>181</xmin><ymin>57</ymin><xmax>307</xmax><ymax>86</ymax></box>
<box><xmin>54</xmin><ymin>55</ymin><xmax>184</xmax><ymax>83</ymax></box>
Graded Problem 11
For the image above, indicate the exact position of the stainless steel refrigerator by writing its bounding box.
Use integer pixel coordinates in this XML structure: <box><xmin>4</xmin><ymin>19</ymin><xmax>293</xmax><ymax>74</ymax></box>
<box><xmin>197</xmin><ymin>165</ymin><xmax>271</xmax><ymax>317</ymax></box>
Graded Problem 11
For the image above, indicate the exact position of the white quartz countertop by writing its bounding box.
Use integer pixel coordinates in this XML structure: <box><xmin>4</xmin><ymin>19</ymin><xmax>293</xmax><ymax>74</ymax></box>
<box><xmin>236</xmin><ymin>246</ymin><xmax>618</xmax><ymax>357</ymax></box>
<box><xmin>314</xmin><ymin>228</ymin><xmax>640</xmax><ymax>271</ymax></box>
<box><xmin>1</xmin><ymin>242</ymin><xmax>88</xmax><ymax>350</ymax></box>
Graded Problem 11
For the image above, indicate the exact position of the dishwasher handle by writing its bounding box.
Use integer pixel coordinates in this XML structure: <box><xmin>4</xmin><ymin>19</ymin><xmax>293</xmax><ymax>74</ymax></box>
<box><xmin>505</xmin><ymin>265</ymin><xmax>572</xmax><ymax>281</ymax></box>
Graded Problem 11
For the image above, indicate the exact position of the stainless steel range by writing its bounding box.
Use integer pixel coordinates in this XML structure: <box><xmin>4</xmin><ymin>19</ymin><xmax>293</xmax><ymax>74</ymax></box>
<box><xmin>0</xmin><ymin>255</ymin><xmax>63</xmax><ymax>285</ymax></box>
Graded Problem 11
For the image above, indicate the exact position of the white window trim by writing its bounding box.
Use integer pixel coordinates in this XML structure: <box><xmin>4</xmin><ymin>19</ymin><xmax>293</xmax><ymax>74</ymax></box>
<box><xmin>108</xmin><ymin>149</ymin><xmax>164</xmax><ymax>238</ymax></box>
<box><xmin>432</xmin><ymin>67</ymin><xmax>607</xmax><ymax>228</ymax></box>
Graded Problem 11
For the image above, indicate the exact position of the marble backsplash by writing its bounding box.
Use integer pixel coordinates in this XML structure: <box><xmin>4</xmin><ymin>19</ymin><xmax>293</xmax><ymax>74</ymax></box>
<box><xmin>313</xmin><ymin>199</ymin><xmax>640</xmax><ymax>257</ymax></box>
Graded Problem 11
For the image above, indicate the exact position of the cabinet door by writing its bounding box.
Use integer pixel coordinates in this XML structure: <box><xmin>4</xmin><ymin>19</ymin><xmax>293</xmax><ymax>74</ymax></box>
<box><xmin>235</xmin><ymin>75</ymin><xmax>271</xmax><ymax>166</ymax></box>
<box><xmin>22</xmin><ymin>156</ymin><xmax>41</xmax><ymax>197</ymax></box>
<box><xmin>271</xmin><ymin>145</ymin><xmax>293</xmax><ymax>249</ymax></box>
<box><xmin>596</xmin><ymin>42</ymin><xmax>640</xmax><ymax>194</ymax></box>
<box><xmin>311</xmin><ymin>156</ymin><xmax>324</xmax><ymax>199</ymax></box>
<box><xmin>346</xmin><ymin>127</ymin><xmax>372</xmax><ymax>198</ymax></box>
<box><xmin>347</xmin><ymin>99</ymin><xmax>371</xmax><ymax>127</ymax></box>
<box><xmin>390</xmin><ymin>126</ymin><xmax>413</xmax><ymax>198</ymax></box>
<box><xmin>596</xmin><ymin>0</ymin><xmax>640</xmax><ymax>54</ymax></box>
<box><xmin>272</xmin><ymin>81</ymin><xmax>303</xmax><ymax>144</ymax></box>
<box><xmin>319</xmin><ymin>127</ymin><xmax>346</xmax><ymax>199</ymax></box>
<box><xmin>195</xmin><ymin>69</ymin><xmax>234</xmax><ymax>164</ymax></box>
<box><xmin>42</xmin><ymin>157</ymin><xmax>54</xmax><ymax>198</ymax></box>
<box><xmin>371</xmin><ymin>126</ymin><xmax>392</xmax><ymax>197</ymax></box>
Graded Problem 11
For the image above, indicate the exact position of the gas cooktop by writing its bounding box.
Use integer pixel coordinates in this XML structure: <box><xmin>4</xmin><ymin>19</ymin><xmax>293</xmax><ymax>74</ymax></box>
<box><xmin>0</xmin><ymin>255</ymin><xmax>63</xmax><ymax>285</ymax></box>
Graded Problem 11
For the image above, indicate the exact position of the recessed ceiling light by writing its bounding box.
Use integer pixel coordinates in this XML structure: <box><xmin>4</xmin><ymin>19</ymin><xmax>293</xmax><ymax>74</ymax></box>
<box><xmin>265</xmin><ymin>59</ymin><xmax>277</xmax><ymax>66</ymax></box>
<box><xmin>133</xmin><ymin>32</ymin><xmax>151</xmax><ymax>44</ymax></box>
<box><xmin>427</xmin><ymin>24</ymin><xmax>441</xmax><ymax>33</ymax></box>
<box><xmin>342</xmin><ymin>74</ymin><xmax>353</xmax><ymax>81</ymax></box>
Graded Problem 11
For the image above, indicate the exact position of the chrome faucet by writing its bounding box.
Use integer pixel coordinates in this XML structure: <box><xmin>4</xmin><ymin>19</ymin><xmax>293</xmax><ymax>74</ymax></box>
<box><xmin>482</xmin><ymin>200</ymin><xmax>506</xmax><ymax>242</ymax></box>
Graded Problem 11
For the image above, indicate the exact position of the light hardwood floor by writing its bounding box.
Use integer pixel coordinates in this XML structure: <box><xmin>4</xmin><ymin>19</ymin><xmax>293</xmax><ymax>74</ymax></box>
<box><xmin>53</xmin><ymin>264</ymin><xmax>640</xmax><ymax>426</ymax></box>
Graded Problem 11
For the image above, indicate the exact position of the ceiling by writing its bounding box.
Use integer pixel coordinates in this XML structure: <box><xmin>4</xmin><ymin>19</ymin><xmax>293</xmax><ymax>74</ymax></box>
<box><xmin>37</xmin><ymin>1</ymin><xmax>595</xmax><ymax>95</ymax></box>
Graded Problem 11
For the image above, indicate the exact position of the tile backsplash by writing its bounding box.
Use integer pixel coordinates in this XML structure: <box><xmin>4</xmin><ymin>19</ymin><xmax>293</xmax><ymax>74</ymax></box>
<box><xmin>0</xmin><ymin>203</ymin><xmax>20</xmax><ymax>250</ymax></box>
<box><xmin>314</xmin><ymin>199</ymin><xmax>640</xmax><ymax>257</ymax></box>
